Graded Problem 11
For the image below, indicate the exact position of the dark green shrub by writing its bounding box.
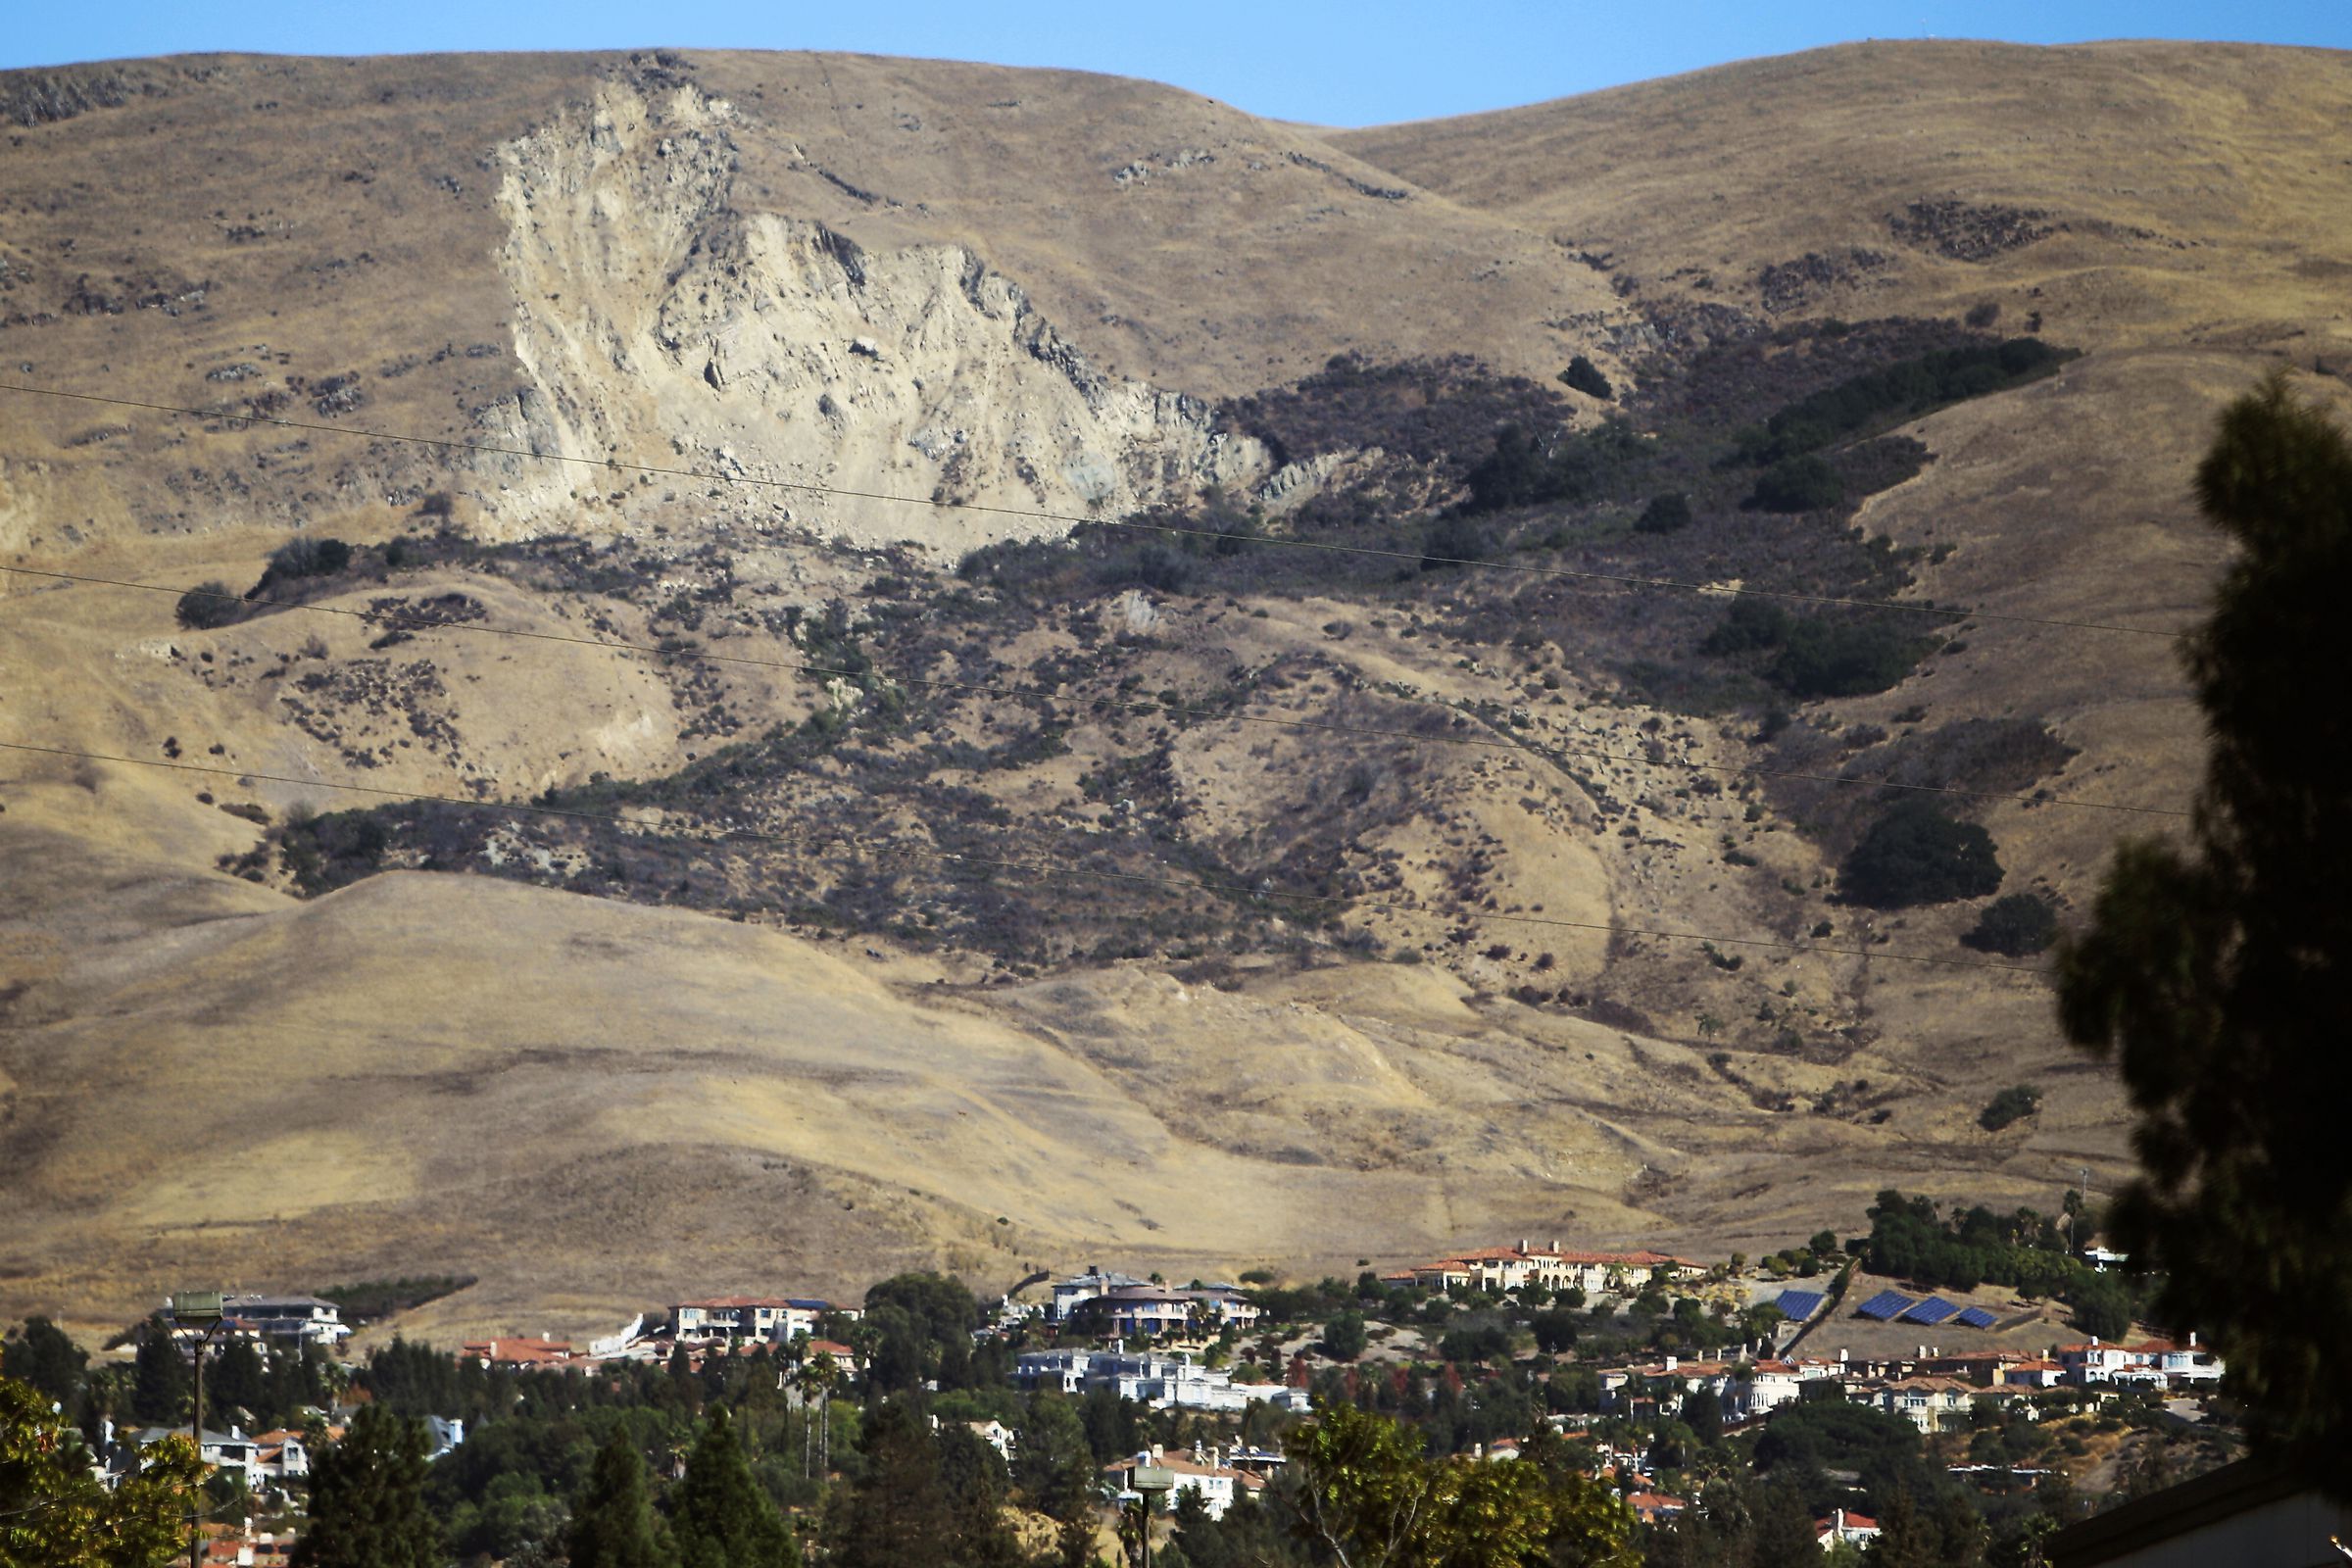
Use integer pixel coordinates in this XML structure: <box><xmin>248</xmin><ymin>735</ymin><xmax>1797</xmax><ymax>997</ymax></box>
<box><xmin>174</xmin><ymin>581</ymin><xmax>243</xmax><ymax>630</ymax></box>
<box><xmin>1559</xmin><ymin>355</ymin><xmax>1614</xmax><ymax>401</ymax></box>
<box><xmin>267</xmin><ymin>535</ymin><xmax>352</xmax><ymax>580</ymax></box>
<box><xmin>1701</xmin><ymin>601</ymin><xmax>1931</xmax><ymax>698</ymax></box>
<box><xmin>1966</xmin><ymin>892</ymin><xmax>2059</xmax><ymax>955</ymax></box>
<box><xmin>1769</xmin><ymin>617</ymin><xmax>1932</xmax><ymax>698</ymax></box>
<box><xmin>1421</xmin><ymin>513</ymin><xmax>1490</xmax><ymax>571</ymax></box>
<box><xmin>1754</xmin><ymin>337</ymin><xmax>2066</xmax><ymax>463</ymax></box>
<box><xmin>1635</xmin><ymin>492</ymin><xmax>1692</xmax><ymax>533</ymax></box>
<box><xmin>1749</xmin><ymin>455</ymin><xmax>1845</xmax><ymax>512</ymax></box>
<box><xmin>1839</xmin><ymin>800</ymin><xmax>2002</xmax><ymax>907</ymax></box>
<box><xmin>1979</xmin><ymin>1085</ymin><xmax>2043</xmax><ymax>1132</ymax></box>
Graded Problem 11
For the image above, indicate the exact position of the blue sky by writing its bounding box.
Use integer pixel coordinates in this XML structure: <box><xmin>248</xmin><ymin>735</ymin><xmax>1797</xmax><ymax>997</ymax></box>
<box><xmin>6</xmin><ymin>1</ymin><xmax>2345</xmax><ymax>126</ymax></box>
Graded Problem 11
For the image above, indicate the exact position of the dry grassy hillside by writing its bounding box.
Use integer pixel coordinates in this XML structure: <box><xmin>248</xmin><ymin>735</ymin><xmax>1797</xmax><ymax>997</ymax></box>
<box><xmin>2</xmin><ymin>40</ymin><xmax>2340</xmax><ymax>1339</ymax></box>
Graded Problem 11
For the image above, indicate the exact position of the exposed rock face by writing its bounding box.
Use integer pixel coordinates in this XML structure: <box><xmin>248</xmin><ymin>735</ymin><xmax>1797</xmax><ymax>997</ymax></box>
<box><xmin>479</xmin><ymin>81</ymin><xmax>1267</xmax><ymax>553</ymax></box>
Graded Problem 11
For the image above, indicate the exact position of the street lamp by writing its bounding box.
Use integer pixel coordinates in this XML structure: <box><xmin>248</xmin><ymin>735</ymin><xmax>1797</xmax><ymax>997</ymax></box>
<box><xmin>169</xmin><ymin>1292</ymin><xmax>226</xmax><ymax>1568</ymax></box>
<box><xmin>1131</xmin><ymin>1463</ymin><xmax>1175</xmax><ymax>1568</ymax></box>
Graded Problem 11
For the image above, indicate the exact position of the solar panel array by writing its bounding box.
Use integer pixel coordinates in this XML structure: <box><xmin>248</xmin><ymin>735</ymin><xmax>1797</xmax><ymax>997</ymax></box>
<box><xmin>1955</xmin><ymin>1306</ymin><xmax>1999</xmax><ymax>1330</ymax></box>
<box><xmin>1775</xmin><ymin>1290</ymin><xmax>1827</xmax><ymax>1321</ymax></box>
<box><xmin>1904</xmin><ymin>1297</ymin><xmax>1960</xmax><ymax>1325</ymax></box>
<box><xmin>1855</xmin><ymin>1290</ymin><xmax>1915</xmax><ymax>1321</ymax></box>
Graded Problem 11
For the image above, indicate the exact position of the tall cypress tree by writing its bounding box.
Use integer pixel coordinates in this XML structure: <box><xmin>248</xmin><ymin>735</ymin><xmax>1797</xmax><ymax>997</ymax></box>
<box><xmin>828</xmin><ymin>1399</ymin><xmax>955</xmax><ymax>1568</ymax></box>
<box><xmin>2059</xmin><ymin>377</ymin><xmax>2352</xmax><ymax>1487</ymax></box>
<box><xmin>129</xmin><ymin>1318</ymin><xmax>187</xmax><ymax>1426</ymax></box>
<box><xmin>668</xmin><ymin>1405</ymin><xmax>796</xmax><ymax>1568</ymax></box>
<box><xmin>569</xmin><ymin>1433</ymin><xmax>677</xmax><ymax>1568</ymax></box>
<box><xmin>1</xmin><ymin>1318</ymin><xmax>86</xmax><ymax>1406</ymax></box>
<box><xmin>293</xmin><ymin>1404</ymin><xmax>442</xmax><ymax>1568</ymax></box>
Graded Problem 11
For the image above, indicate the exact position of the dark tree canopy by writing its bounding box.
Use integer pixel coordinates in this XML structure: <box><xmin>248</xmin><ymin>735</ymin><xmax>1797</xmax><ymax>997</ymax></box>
<box><xmin>173</xmin><ymin>581</ymin><xmax>243</xmax><ymax>630</ymax></box>
<box><xmin>1635</xmin><ymin>491</ymin><xmax>1692</xmax><ymax>533</ymax></box>
<box><xmin>568</xmin><ymin>1434</ymin><xmax>676</xmax><ymax>1568</ymax></box>
<box><xmin>1559</xmin><ymin>355</ymin><xmax>1615</xmax><ymax>401</ymax></box>
<box><xmin>1839</xmin><ymin>801</ymin><xmax>2003</xmax><ymax>907</ymax></box>
<box><xmin>669</xmin><ymin>1405</ymin><xmax>798</xmax><ymax>1568</ymax></box>
<box><xmin>294</xmin><ymin>1404</ymin><xmax>443</xmax><ymax>1568</ymax></box>
<box><xmin>2058</xmin><ymin>378</ymin><xmax>2352</xmax><ymax>1488</ymax></box>
<box><xmin>1966</xmin><ymin>892</ymin><xmax>2059</xmax><ymax>956</ymax></box>
<box><xmin>1</xmin><ymin>1318</ymin><xmax>85</xmax><ymax>1406</ymax></box>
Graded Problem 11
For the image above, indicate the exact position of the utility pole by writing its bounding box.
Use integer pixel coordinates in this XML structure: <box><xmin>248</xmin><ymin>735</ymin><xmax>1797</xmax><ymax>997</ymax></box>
<box><xmin>170</xmin><ymin>1292</ymin><xmax>226</xmax><ymax>1568</ymax></box>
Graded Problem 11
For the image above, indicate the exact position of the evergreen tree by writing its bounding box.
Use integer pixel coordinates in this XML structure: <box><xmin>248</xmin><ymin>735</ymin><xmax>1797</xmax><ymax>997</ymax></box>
<box><xmin>1013</xmin><ymin>1393</ymin><xmax>1099</xmax><ymax>1522</ymax></box>
<box><xmin>129</xmin><ymin>1318</ymin><xmax>187</xmax><ymax>1426</ymax></box>
<box><xmin>669</xmin><ymin>1405</ymin><xmax>796</xmax><ymax>1568</ymax></box>
<box><xmin>1748</xmin><ymin>1478</ymin><xmax>1821</xmax><ymax>1568</ymax></box>
<box><xmin>208</xmin><ymin>1338</ymin><xmax>268</xmax><ymax>1422</ymax></box>
<box><xmin>2058</xmin><ymin>377</ymin><xmax>2352</xmax><ymax>1485</ymax></box>
<box><xmin>1866</xmin><ymin>1487</ymin><xmax>1940</xmax><ymax>1568</ymax></box>
<box><xmin>569</xmin><ymin>1433</ymin><xmax>678</xmax><ymax>1568</ymax></box>
<box><xmin>937</xmin><ymin>1423</ymin><xmax>1024</xmax><ymax>1568</ymax></box>
<box><xmin>828</xmin><ymin>1399</ymin><xmax>954</xmax><ymax>1568</ymax></box>
<box><xmin>293</xmin><ymin>1404</ymin><xmax>442</xmax><ymax>1568</ymax></box>
<box><xmin>2</xmin><ymin>1317</ymin><xmax>86</xmax><ymax>1406</ymax></box>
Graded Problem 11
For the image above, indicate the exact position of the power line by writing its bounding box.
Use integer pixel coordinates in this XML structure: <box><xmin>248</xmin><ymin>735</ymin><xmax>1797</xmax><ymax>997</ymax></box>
<box><xmin>0</xmin><ymin>380</ymin><xmax>2185</xmax><ymax>640</ymax></box>
<box><xmin>0</xmin><ymin>736</ymin><xmax>2055</xmax><ymax>975</ymax></box>
<box><xmin>0</xmin><ymin>565</ymin><xmax>2187</xmax><ymax>820</ymax></box>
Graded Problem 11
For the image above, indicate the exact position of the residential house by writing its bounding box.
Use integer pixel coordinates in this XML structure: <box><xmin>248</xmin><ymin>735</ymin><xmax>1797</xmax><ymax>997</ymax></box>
<box><xmin>1396</xmin><ymin>1244</ymin><xmax>1704</xmax><ymax>1298</ymax></box>
<box><xmin>965</xmin><ymin>1420</ymin><xmax>1015</xmax><ymax>1462</ymax></box>
<box><xmin>1818</xmin><ymin>1508</ymin><xmax>1881</xmax><ymax>1551</ymax></box>
<box><xmin>1998</xmin><ymin>1359</ymin><xmax>2068</xmax><ymax>1389</ymax></box>
<box><xmin>1051</xmin><ymin>1268</ymin><xmax>1152</xmax><ymax>1322</ymax></box>
<box><xmin>1083</xmin><ymin>1284</ymin><xmax>1260</xmax><ymax>1338</ymax></box>
<box><xmin>131</xmin><ymin>1427</ymin><xmax>263</xmax><ymax>1491</ymax></box>
<box><xmin>1103</xmin><ymin>1446</ymin><xmax>1266</xmax><ymax>1521</ymax></box>
<box><xmin>669</xmin><ymin>1298</ymin><xmax>843</xmax><ymax>1345</ymax></box>
<box><xmin>249</xmin><ymin>1430</ymin><xmax>309</xmax><ymax>1483</ymax></box>
<box><xmin>1014</xmin><ymin>1349</ymin><xmax>1307</xmax><ymax>1413</ymax></box>
<box><xmin>2053</xmin><ymin>1336</ymin><xmax>2222</xmax><ymax>1390</ymax></box>
<box><xmin>164</xmin><ymin>1295</ymin><xmax>349</xmax><ymax>1348</ymax></box>
<box><xmin>1858</xmin><ymin>1377</ymin><xmax>1976</xmax><ymax>1434</ymax></box>
<box><xmin>1625</xmin><ymin>1493</ymin><xmax>1687</xmax><ymax>1526</ymax></box>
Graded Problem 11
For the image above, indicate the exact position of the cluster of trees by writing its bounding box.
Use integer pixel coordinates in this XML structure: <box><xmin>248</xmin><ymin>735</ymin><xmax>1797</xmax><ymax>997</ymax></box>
<box><xmin>1700</xmin><ymin>598</ymin><xmax>1935</xmax><ymax>700</ymax></box>
<box><xmin>1838</xmin><ymin>800</ymin><xmax>2003</xmax><ymax>908</ymax></box>
<box><xmin>1454</xmin><ymin>420</ymin><xmax>1649</xmax><ymax>517</ymax></box>
<box><xmin>1858</xmin><ymin>1191</ymin><xmax>2138</xmax><ymax>1339</ymax></box>
<box><xmin>174</xmin><ymin>535</ymin><xmax>362</xmax><ymax>630</ymax></box>
<box><xmin>1966</xmin><ymin>893</ymin><xmax>2059</xmax><ymax>956</ymax></box>
<box><xmin>1977</xmin><ymin>1086</ymin><xmax>2044</xmax><ymax>1133</ymax></box>
<box><xmin>1738</xmin><ymin>338</ymin><xmax>2068</xmax><ymax>467</ymax></box>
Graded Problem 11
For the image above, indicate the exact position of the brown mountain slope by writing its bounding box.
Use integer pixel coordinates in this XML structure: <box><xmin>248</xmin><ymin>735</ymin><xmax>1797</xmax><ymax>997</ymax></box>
<box><xmin>1335</xmin><ymin>39</ymin><xmax>2352</xmax><ymax>360</ymax></box>
<box><xmin>3</xmin><ymin>42</ymin><xmax>2344</xmax><ymax>1336</ymax></box>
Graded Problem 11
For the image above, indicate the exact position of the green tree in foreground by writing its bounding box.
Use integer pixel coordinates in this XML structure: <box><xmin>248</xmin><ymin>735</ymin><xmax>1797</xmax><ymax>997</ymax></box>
<box><xmin>294</xmin><ymin>1404</ymin><xmax>443</xmax><ymax>1568</ymax></box>
<box><xmin>671</xmin><ymin>1405</ymin><xmax>797</xmax><ymax>1568</ymax></box>
<box><xmin>1286</xmin><ymin>1403</ymin><xmax>1640</xmax><ymax>1567</ymax></box>
<box><xmin>569</xmin><ymin>1433</ymin><xmax>677</xmax><ymax>1568</ymax></box>
<box><xmin>0</xmin><ymin>1374</ymin><xmax>202</xmax><ymax>1568</ymax></box>
<box><xmin>2058</xmin><ymin>377</ymin><xmax>2352</xmax><ymax>1489</ymax></box>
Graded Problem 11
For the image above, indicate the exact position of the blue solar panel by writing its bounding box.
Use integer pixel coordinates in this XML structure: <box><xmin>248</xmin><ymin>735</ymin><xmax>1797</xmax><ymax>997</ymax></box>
<box><xmin>1856</xmin><ymin>1290</ymin><xmax>1915</xmax><ymax>1320</ymax></box>
<box><xmin>1955</xmin><ymin>1306</ymin><xmax>1998</xmax><ymax>1330</ymax></box>
<box><xmin>1904</xmin><ymin>1297</ymin><xmax>1960</xmax><ymax>1325</ymax></box>
<box><xmin>1775</xmin><ymin>1290</ymin><xmax>1826</xmax><ymax>1320</ymax></box>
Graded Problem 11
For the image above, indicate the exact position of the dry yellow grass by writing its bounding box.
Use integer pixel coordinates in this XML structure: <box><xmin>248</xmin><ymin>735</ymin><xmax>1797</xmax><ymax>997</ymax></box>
<box><xmin>3</xmin><ymin>40</ymin><xmax>2343</xmax><ymax>1336</ymax></box>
